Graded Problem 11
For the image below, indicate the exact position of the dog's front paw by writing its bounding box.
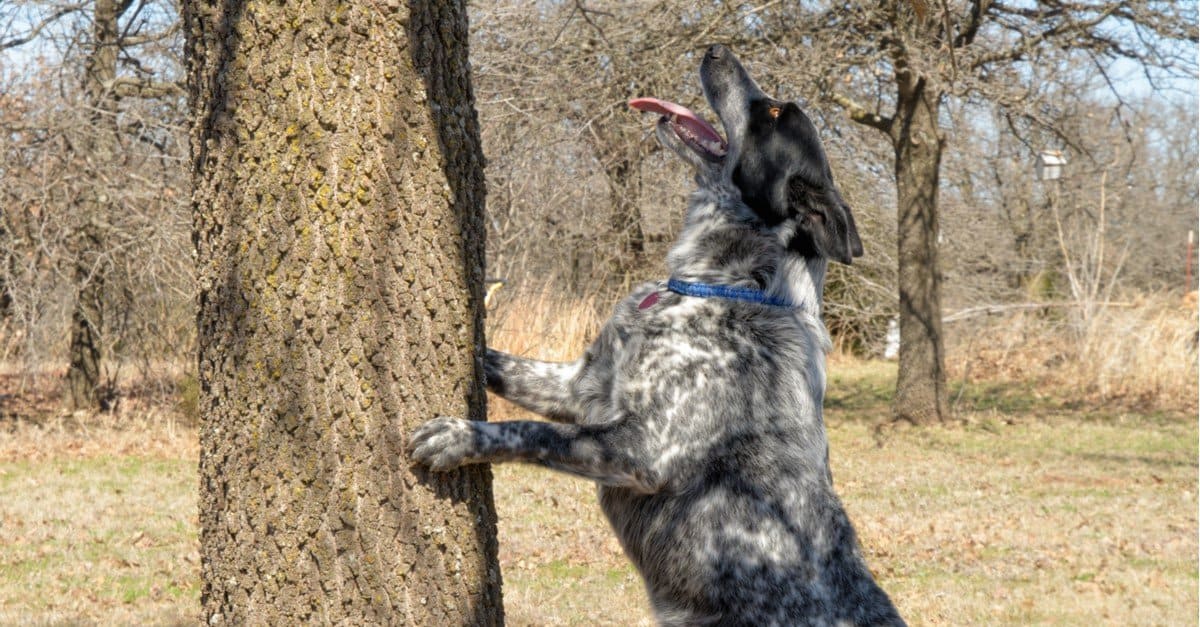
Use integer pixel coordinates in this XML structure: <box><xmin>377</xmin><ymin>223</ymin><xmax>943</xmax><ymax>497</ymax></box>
<box><xmin>407</xmin><ymin>416</ymin><xmax>477</xmax><ymax>471</ymax></box>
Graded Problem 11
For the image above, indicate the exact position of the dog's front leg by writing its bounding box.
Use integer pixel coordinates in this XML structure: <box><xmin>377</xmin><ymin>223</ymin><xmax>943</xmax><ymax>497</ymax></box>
<box><xmin>484</xmin><ymin>348</ymin><xmax>588</xmax><ymax>423</ymax></box>
<box><xmin>407</xmin><ymin>416</ymin><xmax>662</xmax><ymax>493</ymax></box>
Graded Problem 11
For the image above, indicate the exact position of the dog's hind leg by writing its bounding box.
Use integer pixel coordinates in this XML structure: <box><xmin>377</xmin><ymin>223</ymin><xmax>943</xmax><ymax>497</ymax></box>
<box><xmin>407</xmin><ymin>416</ymin><xmax>663</xmax><ymax>493</ymax></box>
<box><xmin>484</xmin><ymin>348</ymin><xmax>588</xmax><ymax>423</ymax></box>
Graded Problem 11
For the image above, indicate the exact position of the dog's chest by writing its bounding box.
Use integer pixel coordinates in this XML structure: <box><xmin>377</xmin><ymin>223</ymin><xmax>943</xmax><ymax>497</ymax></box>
<box><xmin>586</xmin><ymin>283</ymin><xmax>818</xmax><ymax>394</ymax></box>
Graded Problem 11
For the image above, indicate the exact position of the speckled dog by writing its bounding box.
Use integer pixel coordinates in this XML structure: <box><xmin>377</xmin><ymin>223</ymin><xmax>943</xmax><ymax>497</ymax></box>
<box><xmin>409</xmin><ymin>45</ymin><xmax>904</xmax><ymax>626</ymax></box>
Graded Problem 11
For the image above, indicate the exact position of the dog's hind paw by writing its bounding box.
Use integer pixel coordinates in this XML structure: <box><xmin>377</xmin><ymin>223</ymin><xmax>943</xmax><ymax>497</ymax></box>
<box><xmin>407</xmin><ymin>416</ymin><xmax>477</xmax><ymax>471</ymax></box>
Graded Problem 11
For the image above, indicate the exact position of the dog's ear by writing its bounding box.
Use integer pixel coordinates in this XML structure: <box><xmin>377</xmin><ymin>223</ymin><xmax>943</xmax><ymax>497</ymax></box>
<box><xmin>844</xmin><ymin>202</ymin><xmax>864</xmax><ymax>259</ymax></box>
<box><xmin>787</xmin><ymin>176</ymin><xmax>863</xmax><ymax>264</ymax></box>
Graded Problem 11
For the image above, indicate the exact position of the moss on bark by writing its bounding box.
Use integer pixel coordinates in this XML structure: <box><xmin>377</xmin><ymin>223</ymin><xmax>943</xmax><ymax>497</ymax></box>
<box><xmin>187</xmin><ymin>0</ymin><xmax>503</xmax><ymax>623</ymax></box>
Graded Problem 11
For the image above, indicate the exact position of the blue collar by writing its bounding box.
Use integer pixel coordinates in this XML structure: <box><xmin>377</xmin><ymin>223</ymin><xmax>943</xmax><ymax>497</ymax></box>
<box><xmin>666</xmin><ymin>278</ymin><xmax>797</xmax><ymax>308</ymax></box>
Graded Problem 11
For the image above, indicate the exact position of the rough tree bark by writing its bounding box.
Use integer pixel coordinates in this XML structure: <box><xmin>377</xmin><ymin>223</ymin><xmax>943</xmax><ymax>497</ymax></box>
<box><xmin>187</xmin><ymin>0</ymin><xmax>503</xmax><ymax>623</ymax></box>
<box><xmin>889</xmin><ymin>75</ymin><xmax>949</xmax><ymax>425</ymax></box>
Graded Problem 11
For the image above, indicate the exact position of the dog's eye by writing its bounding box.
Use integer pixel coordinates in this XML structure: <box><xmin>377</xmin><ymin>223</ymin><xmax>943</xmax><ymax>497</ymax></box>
<box><xmin>768</xmin><ymin>106</ymin><xmax>781</xmax><ymax>119</ymax></box>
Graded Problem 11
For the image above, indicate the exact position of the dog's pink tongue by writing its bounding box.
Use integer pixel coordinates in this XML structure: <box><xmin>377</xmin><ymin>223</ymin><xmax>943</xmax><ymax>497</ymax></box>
<box><xmin>628</xmin><ymin>97</ymin><xmax>726</xmax><ymax>149</ymax></box>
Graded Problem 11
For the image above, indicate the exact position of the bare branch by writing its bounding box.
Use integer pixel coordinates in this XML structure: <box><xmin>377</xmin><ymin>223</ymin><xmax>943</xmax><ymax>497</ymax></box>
<box><xmin>0</xmin><ymin>3</ymin><xmax>87</xmax><ymax>51</ymax></box>
<box><xmin>107</xmin><ymin>77</ymin><xmax>184</xmax><ymax>99</ymax></box>
<box><xmin>952</xmin><ymin>0</ymin><xmax>992</xmax><ymax>48</ymax></box>
<box><xmin>829</xmin><ymin>91</ymin><xmax>894</xmax><ymax>133</ymax></box>
<box><xmin>120</xmin><ymin>11</ymin><xmax>181</xmax><ymax>46</ymax></box>
<box><xmin>970</xmin><ymin>3</ymin><xmax>1121</xmax><ymax>70</ymax></box>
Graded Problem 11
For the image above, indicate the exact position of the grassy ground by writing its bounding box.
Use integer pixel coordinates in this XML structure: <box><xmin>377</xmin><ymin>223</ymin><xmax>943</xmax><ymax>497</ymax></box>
<box><xmin>0</xmin><ymin>412</ymin><xmax>198</xmax><ymax>625</ymax></box>
<box><xmin>1</xmin><ymin>361</ymin><xmax>1196</xmax><ymax>625</ymax></box>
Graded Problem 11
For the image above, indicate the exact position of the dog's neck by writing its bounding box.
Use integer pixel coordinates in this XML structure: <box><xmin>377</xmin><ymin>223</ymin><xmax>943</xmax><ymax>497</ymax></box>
<box><xmin>768</xmin><ymin>256</ymin><xmax>827</xmax><ymax>315</ymax></box>
<box><xmin>666</xmin><ymin>183</ymin><xmax>827</xmax><ymax>313</ymax></box>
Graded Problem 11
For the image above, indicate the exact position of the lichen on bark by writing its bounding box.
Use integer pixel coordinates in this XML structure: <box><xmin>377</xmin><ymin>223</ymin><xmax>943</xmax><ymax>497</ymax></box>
<box><xmin>187</xmin><ymin>0</ymin><xmax>503</xmax><ymax>623</ymax></box>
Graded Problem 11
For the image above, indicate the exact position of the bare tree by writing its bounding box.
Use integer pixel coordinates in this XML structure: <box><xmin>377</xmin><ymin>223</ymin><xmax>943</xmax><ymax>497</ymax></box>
<box><xmin>65</xmin><ymin>0</ymin><xmax>183</xmax><ymax>409</ymax></box>
<box><xmin>469</xmin><ymin>1</ymin><xmax>900</xmax><ymax>334</ymax></box>
<box><xmin>1</xmin><ymin>0</ymin><xmax>190</xmax><ymax>405</ymax></box>
<box><xmin>471</xmin><ymin>1</ymin><xmax>689</xmax><ymax>289</ymax></box>
<box><xmin>732</xmin><ymin>0</ymin><xmax>1199</xmax><ymax>424</ymax></box>
<box><xmin>187</xmin><ymin>0</ymin><xmax>503</xmax><ymax>622</ymax></box>
<box><xmin>941</xmin><ymin>90</ymin><xmax>1196</xmax><ymax>306</ymax></box>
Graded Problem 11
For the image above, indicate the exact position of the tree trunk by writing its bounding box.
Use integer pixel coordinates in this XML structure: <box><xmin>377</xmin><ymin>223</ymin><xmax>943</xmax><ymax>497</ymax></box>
<box><xmin>187</xmin><ymin>0</ymin><xmax>504</xmax><ymax>623</ymax></box>
<box><xmin>65</xmin><ymin>221</ymin><xmax>107</xmax><ymax>410</ymax></box>
<box><xmin>604</xmin><ymin>155</ymin><xmax>645</xmax><ymax>287</ymax></box>
<box><xmin>890</xmin><ymin>76</ymin><xmax>950</xmax><ymax>425</ymax></box>
<box><xmin>64</xmin><ymin>0</ymin><xmax>121</xmax><ymax>411</ymax></box>
<box><xmin>0</xmin><ymin>223</ymin><xmax>11</xmax><ymax>320</ymax></box>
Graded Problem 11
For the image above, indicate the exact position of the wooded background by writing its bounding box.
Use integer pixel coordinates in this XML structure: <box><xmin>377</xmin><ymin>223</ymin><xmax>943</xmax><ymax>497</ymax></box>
<box><xmin>0</xmin><ymin>2</ymin><xmax>1195</xmax><ymax>623</ymax></box>
<box><xmin>0</xmin><ymin>0</ymin><xmax>1196</xmax><ymax>414</ymax></box>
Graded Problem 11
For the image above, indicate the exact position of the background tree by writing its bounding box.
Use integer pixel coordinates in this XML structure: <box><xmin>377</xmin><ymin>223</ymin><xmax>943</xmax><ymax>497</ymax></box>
<box><xmin>0</xmin><ymin>0</ymin><xmax>190</xmax><ymax>408</ymax></box>
<box><xmin>471</xmin><ymin>1</ymin><xmax>689</xmax><ymax>288</ymax></box>
<box><xmin>67</xmin><ymin>0</ymin><xmax>184</xmax><ymax>410</ymax></box>
<box><xmin>187</xmin><ymin>0</ymin><xmax>502</xmax><ymax>623</ymax></box>
<box><xmin>746</xmin><ymin>0</ymin><xmax>1198</xmax><ymax>424</ymax></box>
<box><xmin>1</xmin><ymin>0</ymin><xmax>1194</xmax><ymax>428</ymax></box>
<box><xmin>64</xmin><ymin>0</ymin><xmax>124</xmax><ymax>410</ymax></box>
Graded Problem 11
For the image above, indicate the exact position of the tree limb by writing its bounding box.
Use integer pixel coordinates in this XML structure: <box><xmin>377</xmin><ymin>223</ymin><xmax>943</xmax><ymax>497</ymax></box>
<box><xmin>120</xmin><ymin>19</ymin><xmax>181</xmax><ymax>47</ymax></box>
<box><xmin>106</xmin><ymin>77</ymin><xmax>184</xmax><ymax>99</ymax></box>
<box><xmin>0</xmin><ymin>3</ymin><xmax>87</xmax><ymax>51</ymax></box>
<box><xmin>953</xmin><ymin>0</ymin><xmax>992</xmax><ymax>48</ymax></box>
<box><xmin>829</xmin><ymin>91</ymin><xmax>893</xmax><ymax>133</ymax></box>
<box><xmin>970</xmin><ymin>3</ymin><xmax>1120</xmax><ymax>70</ymax></box>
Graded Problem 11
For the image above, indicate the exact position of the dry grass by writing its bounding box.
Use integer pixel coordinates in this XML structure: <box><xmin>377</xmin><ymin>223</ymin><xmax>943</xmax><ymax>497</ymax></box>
<box><xmin>947</xmin><ymin>292</ymin><xmax>1199</xmax><ymax>413</ymax></box>
<box><xmin>0</xmin><ymin>292</ymin><xmax>1195</xmax><ymax>624</ymax></box>
<box><xmin>483</xmin><ymin>293</ymin><xmax>1198</xmax><ymax>625</ymax></box>
<box><xmin>0</xmin><ymin>412</ymin><xmax>198</xmax><ymax>626</ymax></box>
<box><xmin>826</xmin><ymin>362</ymin><xmax>1197</xmax><ymax>625</ymax></box>
<box><xmin>486</xmin><ymin>290</ymin><xmax>606</xmax><ymax>367</ymax></box>
<box><xmin>1</xmin><ymin>397</ymin><xmax>1194</xmax><ymax>626</ymax></box>
<box><xmin>487</xmin><ymin>289</ymin><xmax>1199</xmax><ymax>416</ymax></box>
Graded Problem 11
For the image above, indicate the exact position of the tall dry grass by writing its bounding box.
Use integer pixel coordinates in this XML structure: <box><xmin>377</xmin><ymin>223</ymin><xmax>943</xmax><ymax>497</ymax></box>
<box><xmin>484</xmin><ymin>290</ymin><xmax>605</xmax><ymax>421</ymax></box>
<box><xmin>947</xmin><ymin>292</ymin><xmax>1198</xmax><ymax>412</ymax></box>
<box><xmin>486</xmin><ymin>290</ymin><xmax>605</xmax><ymax>362</ymax></box>
<box><xmin>487</xmin><ymin>289</ymin><xmax>1199</xmax><ymax>415</ymax></box>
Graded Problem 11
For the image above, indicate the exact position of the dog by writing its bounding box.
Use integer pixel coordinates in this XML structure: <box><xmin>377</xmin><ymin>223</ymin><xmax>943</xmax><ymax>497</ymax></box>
<box><xmin>409</xmin><ymin>45</ymin><xmax>904</xmax><ymax>626</ymax></box>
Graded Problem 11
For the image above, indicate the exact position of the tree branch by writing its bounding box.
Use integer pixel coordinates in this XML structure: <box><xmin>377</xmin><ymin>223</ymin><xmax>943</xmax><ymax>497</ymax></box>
<box><xmin>829</xmin><ymin>91</ymin><xmax>893</xmax><ymax>133</ymax></box>
<box><xmin>120</xmin><ymin>19</ymin><xmax>181</xmax><ymax>47</ymax></box>
<box><xmin>0</xmin><ymin>3</ymin><xmax>87</xmax><ymax>51</ymax></box>
<box><xmin>106</xmin><ymin>77</ymin><xmax>184</xmax><ymax>99</ymax></box>
<box><xmin>970</xmin><ymin>3</ymin><xmax>1120</xmax><ymax>70</ymax></box>
<box><xmin>953</xmin><ymin>0</ymin><xmax>992</xmax><ymax>48</ymax></box>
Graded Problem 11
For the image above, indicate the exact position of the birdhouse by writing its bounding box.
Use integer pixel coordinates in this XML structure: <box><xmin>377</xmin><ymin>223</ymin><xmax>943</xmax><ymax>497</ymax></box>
<box><xmin>1036</xmin><ymin>150</ymin><xmax>1066</xmax><ymax>181</ymax></box>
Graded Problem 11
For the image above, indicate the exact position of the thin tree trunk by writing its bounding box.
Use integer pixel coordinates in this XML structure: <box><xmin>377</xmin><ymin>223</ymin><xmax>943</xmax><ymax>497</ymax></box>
<box><xmin>608</xmin><ymin>158</ymin><xmax>645</xmax><ymax>255</ymax></box>
<box><xmin>0</xmin><ymin>224</ymin><xmax>11</xmax><ymax>320</ymax></box>
<box><xmin>65</xmin><ymin>221</ymin><xmax>106</xmax><ymax>409</ymax></box>
<box><xmin>605</xmin><ymin>155</ymin><xmax>645</xmax><ymax>286</ymax></box>
<box><xmin>64</xmin><ymin>0</ymin><xmax>121</xmax><ymax>411</ymax></box>
<box><xmin>890</xmin><ymin>76</ymin><xmax>950</xmax><ymax>425</ymax></box>
<box><xmin>187</xmin><ymin>0</ymin><xmax>503</xmax><ymax>623</ymax></box>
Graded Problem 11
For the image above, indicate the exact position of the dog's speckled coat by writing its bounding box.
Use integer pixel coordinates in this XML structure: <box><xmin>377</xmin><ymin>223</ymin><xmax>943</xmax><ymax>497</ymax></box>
<box><xmin>409</xmin><ymin>46</ymin><xmax>904</xmax><ymax>626</ymax></box>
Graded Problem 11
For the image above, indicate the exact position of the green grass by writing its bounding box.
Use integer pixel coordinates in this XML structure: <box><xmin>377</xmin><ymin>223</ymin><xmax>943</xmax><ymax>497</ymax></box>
<box><xmin>0</xmin><ymin>454</ymin><xmax>198</xmax><ymax>625</ymax></box>
<box><xmin>0</xmin><ymin>360</ymin><xmax>1195</xmax><ymax>625</ymax></box>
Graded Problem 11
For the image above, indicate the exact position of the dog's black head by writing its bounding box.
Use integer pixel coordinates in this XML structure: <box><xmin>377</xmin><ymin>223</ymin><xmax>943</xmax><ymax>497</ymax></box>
<box><xmin>631</xmin><ymin>45</ymin><xmax>863</xmax><ymax>264</ymax></box>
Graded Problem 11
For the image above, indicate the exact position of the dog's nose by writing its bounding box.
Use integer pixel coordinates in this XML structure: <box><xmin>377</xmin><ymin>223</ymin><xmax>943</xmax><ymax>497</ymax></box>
<box><xmin>706</xmin><ymin>44</ymin><xmax>726</xmax><ymax>59</ymax></box>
